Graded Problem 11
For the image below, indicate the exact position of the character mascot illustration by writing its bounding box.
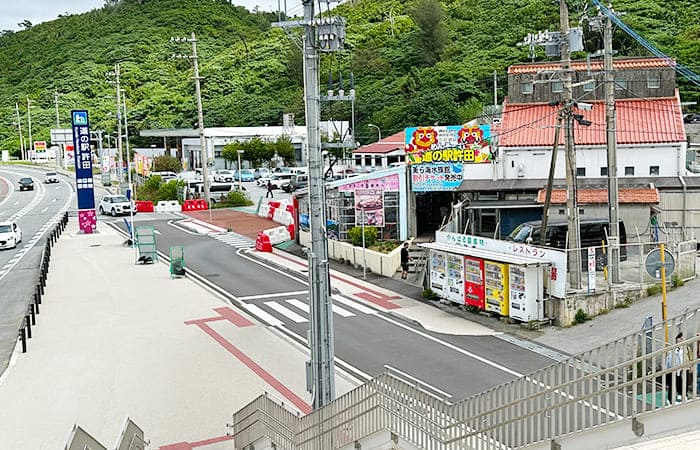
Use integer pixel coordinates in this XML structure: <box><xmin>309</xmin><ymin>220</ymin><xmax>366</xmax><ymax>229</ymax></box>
<box><xmin>405</xmin><ymin>127</ymin><xmax>438</xmax><ymax>164</ymax></box>
<box><xmin>458</xmin><ymin>125</ymin><xmax>492</xmax><ymax>163</ymax></box>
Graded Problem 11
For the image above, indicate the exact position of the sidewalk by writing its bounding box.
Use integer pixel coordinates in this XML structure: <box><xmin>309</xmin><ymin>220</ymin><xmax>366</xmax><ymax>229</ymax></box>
<box><xmin>0</xmin><ymin>219</ymin><xmax>355</xmax><ymax>449</ymax></box>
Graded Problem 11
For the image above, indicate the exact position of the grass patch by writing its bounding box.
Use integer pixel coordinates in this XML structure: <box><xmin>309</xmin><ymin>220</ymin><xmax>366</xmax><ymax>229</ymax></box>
<box><xmin>369</xmin><ymin>240</ymin><xmax>401</xmax><ymax>254</ymax></box>
<box><xmin>574</xmin><ymin>309</ymin><xmax>590</xmax><ymax>324</ymax></box>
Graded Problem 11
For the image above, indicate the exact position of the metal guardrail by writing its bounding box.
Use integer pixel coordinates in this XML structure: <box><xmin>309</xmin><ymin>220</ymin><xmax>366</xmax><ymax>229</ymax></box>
<box><xmin>231</xmin><ymin>307</ymin><xmax>700</xmax><ymax>449</ymax></box>
<box><xmin>17</xmin><ymin>212</ymin><xmax>68</xmax><ymax>353</ymax></box>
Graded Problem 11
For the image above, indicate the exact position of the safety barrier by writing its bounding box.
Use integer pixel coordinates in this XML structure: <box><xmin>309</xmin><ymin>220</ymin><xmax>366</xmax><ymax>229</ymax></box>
<box><xmin>17</xmin><ymin>212</ymin><xmax>68</xmax><ymax>354</ymax></box>
<box><xmin>134</xmin><ymin>200</ymin><xmax>154</xmax><ymax>213</ymax></box>
<box><xmin>155</xmin><ymin>200</ymin><xmax>180</xmax><ymax>213</ymax></box>
<box><xmin>264</xmin><ymin>226</ymin><xmax>292</xmax><ymax>245</ymax></box>
<box><xmin>181</xmin><ymin>199</ymin><xmax>209</xmax><ymax>211</ymax></box>
<box><xmin>255</xmin><ymin>233</ymin><xmax>273</xmax><ymax>252</ymax></box>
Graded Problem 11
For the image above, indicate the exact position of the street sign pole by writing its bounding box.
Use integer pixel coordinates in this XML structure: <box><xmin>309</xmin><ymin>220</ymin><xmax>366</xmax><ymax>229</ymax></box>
<box><xmin>660</xmin><ymin>243</ymin><xmax>668</xmax><ymax>345</ymax></box>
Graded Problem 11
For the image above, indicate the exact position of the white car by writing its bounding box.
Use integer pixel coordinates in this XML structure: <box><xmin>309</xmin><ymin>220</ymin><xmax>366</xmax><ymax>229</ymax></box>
<box><xmin>98</xmin><ymin>194</ymin><xmax>135</xmax><ymax>217</ymax></box>
<box><xmin>0</xmin><ymin>221</ymin><xmax>22</xmax><ymax>249</ymax></box>
<box><xmin>214</xmin><ymin>169</ymin><xmax>234</xmax><ymax>183</ymax></box>
<box><xmin>44</xmin><ymin>171</ymin><xmax>59</xmax><ymax>183</ymax></box>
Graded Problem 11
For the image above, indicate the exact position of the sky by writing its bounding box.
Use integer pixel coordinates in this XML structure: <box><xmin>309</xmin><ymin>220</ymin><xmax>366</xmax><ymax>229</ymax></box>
<box><xmin>0</xmin><ymin>1</ymin><xmax>305</xmax><ymax>32</ymax></box>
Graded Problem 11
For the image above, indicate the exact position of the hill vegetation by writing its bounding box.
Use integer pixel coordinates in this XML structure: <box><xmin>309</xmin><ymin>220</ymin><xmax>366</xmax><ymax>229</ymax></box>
<box><xmin>0</xmin><ymin>0</ymin><xmax>697</xmax><ymax>156</ymax></box>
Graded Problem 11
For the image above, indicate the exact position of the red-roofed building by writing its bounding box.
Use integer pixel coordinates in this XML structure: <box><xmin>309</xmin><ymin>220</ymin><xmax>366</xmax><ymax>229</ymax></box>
<box><xmin>351</xmin><ymin>131</ymin><xmax>406</xmax><ymax>171</ymax></box>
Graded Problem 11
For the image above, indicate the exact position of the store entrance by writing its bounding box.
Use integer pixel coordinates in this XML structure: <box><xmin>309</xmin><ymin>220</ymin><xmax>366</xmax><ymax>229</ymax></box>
<box><xmin>416</xmin><ymin>191</ymin><xmax>455</xmax><ymax>235</ymax></box>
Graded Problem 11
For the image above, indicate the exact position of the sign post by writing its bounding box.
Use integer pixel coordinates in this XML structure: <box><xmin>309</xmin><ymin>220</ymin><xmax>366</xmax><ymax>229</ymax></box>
<box><xmin>71</xmin><ymin>110</ymin><xmax>97</xmax><ymax>234</ymax></box>
<box><xmin>644</xmin><ymin>245</ymin><xmax>675</xmax><ymax>345</ymax></box>
<box><xmin>587</xmin><ymin>247</ymin><xmax>596</xmax><ymax>292</ymax></box>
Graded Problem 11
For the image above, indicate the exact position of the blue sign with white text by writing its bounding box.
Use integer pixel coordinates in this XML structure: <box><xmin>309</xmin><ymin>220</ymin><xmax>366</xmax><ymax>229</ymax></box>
<box><xmin>71</xmin><ymin>110</ymin><xmax>95</xmax><ymax>210</ymax></box>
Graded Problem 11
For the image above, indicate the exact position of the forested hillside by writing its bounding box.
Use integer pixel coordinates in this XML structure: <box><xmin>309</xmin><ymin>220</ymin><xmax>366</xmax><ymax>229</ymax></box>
<box><xmin>0</xmin><ymin>0</ymin><xmax>697</xmax><ymax>155</ymax></box>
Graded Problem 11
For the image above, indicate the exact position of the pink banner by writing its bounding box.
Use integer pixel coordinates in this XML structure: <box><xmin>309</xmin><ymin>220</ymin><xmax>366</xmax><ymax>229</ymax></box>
<box><xmin>78</xmin><ymin>209</ymin><xmax>97</xmax><ymax>234</ymax></box>
<box><xmin>339</xmin><ymin>173</ymin><xmax>399</xmax><ymax>192</ymax></box>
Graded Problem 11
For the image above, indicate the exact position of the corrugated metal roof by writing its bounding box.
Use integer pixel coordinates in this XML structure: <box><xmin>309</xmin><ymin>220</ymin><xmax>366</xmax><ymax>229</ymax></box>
<box><xmin>536</xmin><ymin>188</ymin><xmax>660</xmax><ymax>204</ymax></box>
<box><xmin>352</xmin><ymin>130</ymin><xmax>406</xmax><ymax>154</ymax></box>
<box><xmin>498</xmin><ymin>95</ymin><xmax>686</xmax><ymax>147</ymax></box>
<box><xmin>507</xmin><ymin>57</ymin><xmax>674</xmax><ymax>74</ymax></box>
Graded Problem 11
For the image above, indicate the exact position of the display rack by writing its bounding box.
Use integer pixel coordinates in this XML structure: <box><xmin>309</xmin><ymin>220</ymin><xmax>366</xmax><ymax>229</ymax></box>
<box><xmin>135</xmin><ymin>226</ymin><xmax>158</xmax><ymax>264</ymax></box>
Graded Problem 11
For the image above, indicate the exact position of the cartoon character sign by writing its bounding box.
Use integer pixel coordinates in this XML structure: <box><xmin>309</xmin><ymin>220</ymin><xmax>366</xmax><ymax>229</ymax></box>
<box><xmin>404</xmin><ymin>124</ymin><xmax>493</xmax><ymax>164</ymax></box>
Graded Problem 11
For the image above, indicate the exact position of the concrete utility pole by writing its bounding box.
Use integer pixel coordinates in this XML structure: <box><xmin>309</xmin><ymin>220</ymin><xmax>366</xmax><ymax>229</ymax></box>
<box><xmin>172</xmin><ymin>33</ymin><xmax>210</xmax><ymax>205</ymax></box>
<box><xmin>302</xmin><ymin>0</ymin><xmax>335</xmax><ymax>410</ymax></box>
<box><xmin>15</xmin><ymin>102</ymin><xmax>25</xmax><ymax>160</ymax></box>
<box><xmin>560</xmin><ymin>0</ymin><xmax>582</xmax><ymax>289</ymax></box>
<box><xmin>604</xmin><ymin>13</ymin><xmax>621</xmax><ymax>283</ymax></box>
<box><xmin>27</xmin><ymin>97</ymin><xmax>33</xmax><ymax>160</ymax></box>
<box><xmin>54</xmin><ymin>91</ymin><xmax>60</xmax><ymax>128</ymax></box>
<box><xmin>113</xmin><ymin>63</ymin><xmax>124</xmax><ymax>184</ymax></box>
<box><xmin>121</xmin><ymin>89</ymin><xmax>131</xmax><ymax>182</ymax></box>
<box><xmin>540</xmin><ymin>113</ymin><xmax>564</xmax><ymax>246</ymax></box>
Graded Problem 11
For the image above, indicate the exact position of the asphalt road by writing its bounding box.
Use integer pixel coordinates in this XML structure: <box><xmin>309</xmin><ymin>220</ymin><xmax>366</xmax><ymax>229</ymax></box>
<box><xmin>0</xmin><ymin>166</ymin><xmax>74</xmax><ymax>374</ymax></box>
<box><xmin>108</xmin><ymin>216</ymin><xmax>557</xmax><ymax>400</ymax></box>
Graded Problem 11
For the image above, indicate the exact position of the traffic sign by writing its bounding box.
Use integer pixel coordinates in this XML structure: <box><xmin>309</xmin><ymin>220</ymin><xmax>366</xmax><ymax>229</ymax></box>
<box><xmin>644</xmin><ymin>248</ymin><xmax>675</xmax><ymax>279</ymax></box>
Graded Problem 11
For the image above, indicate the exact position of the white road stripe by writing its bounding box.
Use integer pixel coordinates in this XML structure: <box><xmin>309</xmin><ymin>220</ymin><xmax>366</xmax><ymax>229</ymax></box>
<box><xmin>13</xmin><ymin>201</ymin><xmax>18</xmax><ymax>206</ymax></box>
<box><xmin>332</xmin><ymin>294</ymin><xmax>377</xmax><ymax>315</ymax></box>
<box><xmin>264</xmin><ymin>301</ymin><xmax>307</xmax><ymax>323</ymax></box>
<box><xmin>287</xmin><ymin>298</ymin><xmax>355</xmax><ymax>317</ymax></box>
<box><xmin>238</xmin><ymin>291</ymin><xmax>308</xmax><ymax>301</ymax></box>
<box><xmin>41</xmin><ymin>207</ymin><xmax>48</xmax><ymax>213</ymax></box>
<box><xmin>240</xmin><ymin>303</ymin><xmax>284</xmax><ymax>327</ymax></box>
<box><xmin>331</xmin><ymin>304</ymin><xmax>355</xmax><ymax>317</ymax></box>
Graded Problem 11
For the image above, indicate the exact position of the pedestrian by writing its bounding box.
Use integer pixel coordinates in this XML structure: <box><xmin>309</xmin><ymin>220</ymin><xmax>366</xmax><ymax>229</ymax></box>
<box><xmin>266</xmin><ymin>180</ymin><xmax>274</xmax><ymax>199</ymax></box>
<box><xmin>665</xmin><ymin>332</ymin><xmax>686</xmax><ymax>405</ymax></box>
<box><xmin>400</xmin><ymin>242</ymin><xmax>412</xmax><ymax>280</ymax></box>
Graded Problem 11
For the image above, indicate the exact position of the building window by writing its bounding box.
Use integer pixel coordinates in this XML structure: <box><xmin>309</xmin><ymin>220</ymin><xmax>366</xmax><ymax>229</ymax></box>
<box><xmin>522</xmin><ymin>81</ymin><xmax>534</xmax><ymax>95</ymax></box>
<box><xmin>600</xmin><ymin>167</ymin><xmax>608</xmax><ymax>176</ymax></box>
<box><xmin>579</xmin><ymin>208</ymin><xmax>585</xmax><ymax>215</ymax></box>
<box><xmin>649</xmin><ymin>165</ymin><xmax>660</xmax><ymax>176</ymax></box>
<box><xmin>354</xmin><ymin>155</ymin><xmax>362</xmax><ymax>166</ymax></box>
<box><xmin>647</xmin><ymin>75</ymin><xmax>660</xmax><ymax>89</ymax></box>
<box><xmin>558</xmin><ymin>209</ymin><xmax>565</xmax><ymax>215</ymax></box>
<box><xmin>615</xmin><ymin>78</ymin><xmax>628</xmax><ymax>91</ymax></box>
<box><xmin>625</xmin><ymin>166</ymin><xmax>635</xmax><ymax>176</ymax></box>
<box><xmin>576</xmin><ymin>167</ymin><xmax>586</xmax><ymax>177</ymax></box>
<box><xmin>583</xmin><ymin>79</ymin><xmax>595</xmax><ymax>92</ymax></box>
<box><xmin>551</xmin><ymin>81</ymin><xmax>563</xmax><ymax>93</ymax></box>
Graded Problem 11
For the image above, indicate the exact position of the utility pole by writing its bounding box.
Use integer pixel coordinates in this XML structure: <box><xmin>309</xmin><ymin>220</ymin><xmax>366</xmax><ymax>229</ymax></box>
<box><xmin>27</xmin><ymin>97</ymin><xmax>33</xmax><ymax>160</ymax></box>
<box><xmin>121</xmin><ymin>89</ymin><xmax>131</xmax><ymax>185</ymax></box>
<box><xmin>54</xmin><ymin>91</ymin><xmax>61</xmax><ymax>128</ymax></box>
<box><xmin>604</xmin><ymin>12</ymin><xmax>621</xmax><ymax>283</ymax></box>
<box><xmin>172</xmin><ymin>33</ymin><xmax>210</xmax><ymax>206</ymax></box>
<box><xmin>15</xmin><ymin>102</ymin><xmax>25</xmax><ymax>160</ymax></box>
<box><xmin>560</xmin><ymin>0</ymin><xmax>582</xmax><ymax>289</ymax></box>
<box><xmin>109</xmin><ymin>63</ymin><xmax>124</xmax><ymax>184</ymax></box>
<box><xmin>540</xmin><ymin>113</ymin><xmax>564</xmax><ymax>245</ymax></box>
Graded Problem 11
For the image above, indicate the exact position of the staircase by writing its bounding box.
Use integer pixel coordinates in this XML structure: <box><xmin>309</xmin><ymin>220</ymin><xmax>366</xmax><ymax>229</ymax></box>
<box><xmin>395</xmin><ymin>244</ymin><xmax>429</xmax><ymax>287</ymax></box>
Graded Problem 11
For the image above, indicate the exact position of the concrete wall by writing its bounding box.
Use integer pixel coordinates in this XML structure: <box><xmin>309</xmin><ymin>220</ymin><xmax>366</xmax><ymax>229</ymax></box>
<box><xmin>299</xmin><ymin>230</ymin><xmax>403</xmax><ymax>277</ymax></box>
<box><xmin>552</xmin><ymin>287</ymin><xmax>646</xmax><ymax>327</ymax></box>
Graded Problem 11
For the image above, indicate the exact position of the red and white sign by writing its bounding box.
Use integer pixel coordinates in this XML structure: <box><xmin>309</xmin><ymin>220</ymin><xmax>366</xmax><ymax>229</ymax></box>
<box><xmin>34</xmin><ymin>141</ymin><xmax>47</xmax><ymax>152</ymax></box>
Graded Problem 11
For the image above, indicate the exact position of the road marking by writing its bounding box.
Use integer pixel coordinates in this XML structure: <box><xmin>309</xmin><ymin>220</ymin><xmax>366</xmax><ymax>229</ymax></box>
<box><xmin>264</xmin><ymin>301</ymin><xmax>307</xmax><ymax>323</ymax></box>
<box><xmin>238</xmin><ymin>290</ymin><xmax>308</xmax><ymax>301</ymax></box>
<box><xmin>384</xmin><ymin>364</ymin><xmax>453</xmax><ymax>400</ymax></box>
<box><xmin>286</xmin><ymin>298</ymin><xmax>355</xmax><ymax>318</ymax></box>
<box><xmin>331</xmin><ymin>303</ymin><xmax>355</xmax><ymax>317</ymax></box>
<box><xmin>154</xmin><ymin>229</ymin><xmax>161</xmax><ymax>235</ymax></box>
<box><xmin>13</xmin><ymin>201</ymin><xmax>18</xmax><ymax>206</ymax></box>
<box><xmin>240</xmin><ymin>303</ymin><xmax>284</xmax><ymax>327</ymax></box>
<box><xmin>332</xmin><ymin>294</ymin><xmax>377</xmax><ymax>315</ymax></box>
<box><xmin>41</xmin><ymin>207</ymin><xmax>48</xmax><ymax>213</ymax></box>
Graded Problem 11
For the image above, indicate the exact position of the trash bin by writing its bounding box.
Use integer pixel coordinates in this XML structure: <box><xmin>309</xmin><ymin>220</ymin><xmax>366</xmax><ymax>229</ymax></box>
<box><xmin>170</xmin><ymin>246</ymin><xmax>185</xmax><ymax>278</ymax></box>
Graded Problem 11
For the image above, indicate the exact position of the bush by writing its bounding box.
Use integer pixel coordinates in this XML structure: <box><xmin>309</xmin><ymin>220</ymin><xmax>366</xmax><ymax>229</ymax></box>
<box><xmin>574</xmin><ymin>309</ymin><xmax>590</xmax><ymax>324</ymax></box>
<box><xmin>370</xmin><ymin>240</ymin><xmax>401</xmax><ymax>254</ymax></box>
<box><xmin>646</xmin><ymin>284</ymin><xmax>662</xmax><ymax>296</ymax></box>
<box><xmin>422</xmin><ymin>289</ymin><xmax>440</xmax><ymax>300</ymax></box>
<box><xmin>671</xmin><ymin>274</ymin><xmax>685</xmax><ymax>289</ymax></box>
<box><xmin>226</xmin><ymin>190</ymin><xmax>253</xmax><ymax>207</ymax></box>
<box><xmin>157</xmin><ymin>180</ymin><xmax>182</xmax><ymax>202</ymax></box>
<box><xmin>348</xmin><ymin>226</ymin><xmax>378</xmax><ymax>247</ymax></box>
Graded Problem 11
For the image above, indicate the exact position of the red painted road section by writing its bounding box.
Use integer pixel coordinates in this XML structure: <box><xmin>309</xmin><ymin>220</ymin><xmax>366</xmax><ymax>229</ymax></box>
<box><xmin>272</xmin><ymin>251</ymin><xmax>402</xmax><ymax>309</ymax></box>
<box><xmin>160</xmin><ymin>434</ymin><xmax>233</xmax><ymax>450</ymax></box>
<box><xmin>185</xmin><ymin>308</ymin><xmax>312</xmax><ymax>416</ymax></box>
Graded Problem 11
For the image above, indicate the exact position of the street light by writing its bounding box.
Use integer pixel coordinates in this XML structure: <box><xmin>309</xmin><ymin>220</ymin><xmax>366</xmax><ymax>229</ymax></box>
<box><xmin>171</xmin><ymin>32</ymin><xmax>210</xmax><ymax>206</ymax></box>
<box><xmin>237</xmin><ymin>149</ymin><xmax>244</xmax><ymax>191</ymax></box>
<box><xmin>367</xmin><ymin>123</ymin><xmax>381</xmax><ymax>142</ymax></box>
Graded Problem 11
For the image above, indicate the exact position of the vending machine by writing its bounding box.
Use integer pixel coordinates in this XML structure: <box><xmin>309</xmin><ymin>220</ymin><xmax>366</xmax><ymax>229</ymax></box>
<box><xmin>429</xmin><ymin>250</ymin><xmax>448</xmax><ymax>298</ymax></box>
<box><xmin>508</xmin><ymin>265</ymin><xmax>544</xmax><ymax>322</ymax></box>
<box><xmin>464</xmin><ymin>256</ymin><xmax>485</xmax><ymax>309</ymax></box>
<box><xmin>446</xmin><ymin>254</ymin><xmax>465</xmax><ymax>304</ymax></box>
<box><xmin>484</xmin><ymin>260</ymin><xmax>509</xmax><ymax>315</ymax></box>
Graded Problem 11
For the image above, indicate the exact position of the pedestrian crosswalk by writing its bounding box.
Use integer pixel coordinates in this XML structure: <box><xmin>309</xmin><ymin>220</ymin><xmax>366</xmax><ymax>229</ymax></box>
<box><xmin>242</xmin><ymin>294</ymin><xmax>378</xmax><ymax>327</ymax></box>
<box><xmin>212</xmin><ymin>231</ymin><xmax>254</xmax><ymax>249</ymax></box>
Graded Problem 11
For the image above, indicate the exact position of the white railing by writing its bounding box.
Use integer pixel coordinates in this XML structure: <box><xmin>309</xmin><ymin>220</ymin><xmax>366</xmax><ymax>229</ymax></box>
<box><xmin>231</xmin><ymin>309</ymin><xmax>700</xmax><ymax>449</ymax></box>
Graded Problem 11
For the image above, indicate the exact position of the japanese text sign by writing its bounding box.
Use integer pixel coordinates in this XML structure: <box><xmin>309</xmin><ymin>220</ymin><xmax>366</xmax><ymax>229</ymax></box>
<box><xmin>411</xmin><ymin>163</ymin><xmax>463</xmax><ymax>191</ymax></box>
<box><xmin>405</xmin><ymin>125</ymin><xmax>493</xmax><ymax>164</ymax></box>
<box><xmin>71</xmin><ymin>110</ymin><xmax>96</xmax><ymax>217</ymax></box>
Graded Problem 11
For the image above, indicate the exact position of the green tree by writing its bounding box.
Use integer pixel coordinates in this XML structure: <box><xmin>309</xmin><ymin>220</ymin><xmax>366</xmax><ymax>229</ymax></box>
<box><xmin>408</xmin><ymin>0</ymin><xmax>447</xmax><ymax>67</ymax></box>
<box><xmin>151</xmin><ymin>155</ymin><xmax>182</xmax><ymax>173</ymax></box>
<box><xmin>274</xmin><ymin>136</ymin><xmax>295</xmax><ymax>165</ymax></box>
<box><xmin>222</xmin><ymin>141</ymin><xmax>245</xmax><ymax>168</ymax></box>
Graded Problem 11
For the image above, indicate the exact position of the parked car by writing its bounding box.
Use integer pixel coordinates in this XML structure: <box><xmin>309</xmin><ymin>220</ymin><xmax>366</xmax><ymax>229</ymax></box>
<box><xmin>18</xmin><ymin>177</ymin><xmax>34</xmax><ymax>191</ymax></box>
<box><xmin>235</xmin><ymin>169</ymin><xmax>255</xmax><ymax>182</ymax></box>
<box><xmin>0</xmin><ymin>221</ymin><xmax>22</xmax><ymax>250</ymax></box>
<box><xmin>267</xmin><ymin>173</ymin><xmax>294</xmax><ymax>189</ymax></box>
<box><xmin>98</xmin><ymin>194</ymin><xmax>135</xmax><ymax>217</ymax></box>
<box><xmin>150</xmin><ymin>171</ymin><xmax>177</xmax><ymax>182</ymax></box>
<box><xmin>214</xmin><ymin>169</ymin><xmax>235</xmax><ymax>183</ymax></box>
<box><xmin>683</xmin><ymin>113</ymin><xmax>700</xmax><ymax>124</ymax></box>
<box><xmin>254</xmin><ymin>167</ymin><xmax>270</xmax><ymax>179</ymax></box>
<box><xmin>282</xmin><ymin>174</ymin><xmax>308</xmax><ymax>192</ymax></box>
<box><xmin>44</xmin><ymin>171</ymin><xmax>59</xmax><ymax>183</ymax></box>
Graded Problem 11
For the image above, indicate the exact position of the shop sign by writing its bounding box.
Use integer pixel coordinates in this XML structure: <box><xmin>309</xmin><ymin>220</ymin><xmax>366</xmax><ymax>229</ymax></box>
<box><xmin>71</xmin><ymin>110</ymin><xmax>96</xmax><ymax>234</ymax></box>
<box><xmin>34</xmin><ymin>141</ymin><xmax>47</xmax><ymax>152</ymax></box>
<box><xmin>339</xmin><ymin>173</ymin><xmax>399</xmax><ymax>192</ymax></box>
<box><xmin>405</xmin><ymin>125</ymin><xmax>493</xmax><ymax>165</ymax></box>
<box><xmin>436</xmin><ymin>231</ymin><xmax>567</xmax><ymax>298</ymax></box>
<box><xmin>411</xmin><ymin>163</ymin><xmax>463</xmax><ymax>191</ymax></box>
<box><xmin>355</xmin><ymin>189</ymin><xmax>384</xmax><ymax>227</ymax></box>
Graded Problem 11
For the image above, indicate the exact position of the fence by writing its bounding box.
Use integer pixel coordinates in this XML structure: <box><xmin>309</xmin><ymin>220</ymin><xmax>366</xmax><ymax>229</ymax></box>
<box><xmin>231</xmin><ymin>307</ymin><xmax>700</xmax><ymax>449</ymax></box>
<box><xmin>17</xmin><ymin>212</ymin><xmax>68</xmax><ymax>354</ymax></box>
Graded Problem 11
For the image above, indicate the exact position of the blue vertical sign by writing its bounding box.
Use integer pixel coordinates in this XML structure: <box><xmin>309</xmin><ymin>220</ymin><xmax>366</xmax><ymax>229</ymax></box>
<box><xmin>71</xmin><ymin>110</ymin><xmax>95</xmax><ymax>210</ymax></box>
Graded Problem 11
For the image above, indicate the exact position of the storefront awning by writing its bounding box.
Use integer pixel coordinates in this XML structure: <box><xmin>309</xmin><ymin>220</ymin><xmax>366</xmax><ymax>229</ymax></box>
<box><xmin>418</xmin><ymin>242</ymin><xmax>550</xmax><ymax>267</ymax></box>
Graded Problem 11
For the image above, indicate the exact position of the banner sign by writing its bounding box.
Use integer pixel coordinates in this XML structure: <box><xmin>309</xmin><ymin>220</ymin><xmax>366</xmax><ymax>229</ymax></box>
<box><xmin>354</xmin><ymin>189</ymin><xmax>384</xmax><ymax>227</ymax></box>
<box><xmin>338</xmin><ymin>173</ymin><xmax>399</xmax><ymax>192</ymax></box>
<box><xmin>404</xmin><ymin>125</ymin><xmax>493</xmax><ymax>164</ymax></box>
<box><xmin>411</xmin><ymin>163</ymin><xmax>463</xmax><ymax>191</ymax></box>
<box><xmin>34</xmin><ymin>141</ymin><xmax>47</xmax><ymax>152</ymax></box>
<box><xmin>64</xmin><ymin>144</ymin><xmax>75</xmax><ymax>168</ymax></box>
<box><xmin>71</xmin><ymin>110</ymin><xmax>96</xmax><ymax>233</ymax></box>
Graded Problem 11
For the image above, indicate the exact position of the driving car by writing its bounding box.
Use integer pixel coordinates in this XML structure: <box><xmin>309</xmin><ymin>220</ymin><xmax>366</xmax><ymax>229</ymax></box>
<box><xmin>214</xmin><ymin>169</ymin><xmax>234</xmax><ymax>183</ymax></box>
<box><xmin>44</xmin><ymin>171</ymin><xmax>59</xmax><ymax>183</ymax></box>
<box><xmin>98</xmin><ymin>194</ymin><xmax>135</xmax><ymax>217</ymax></box>
<box><xmin>18</xmin><ymin>177</ymin><xmax>34</xmax><ymax>191</ymax></box>
<box><xmin>0</xmin><ymin>221</ymin><xmax>22</xmax><ymax>250</ymax></box>
<box><xmin>235</xmin><ymin>169</ymin><xmax>255</xmax><ymax>182</ymax></box>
